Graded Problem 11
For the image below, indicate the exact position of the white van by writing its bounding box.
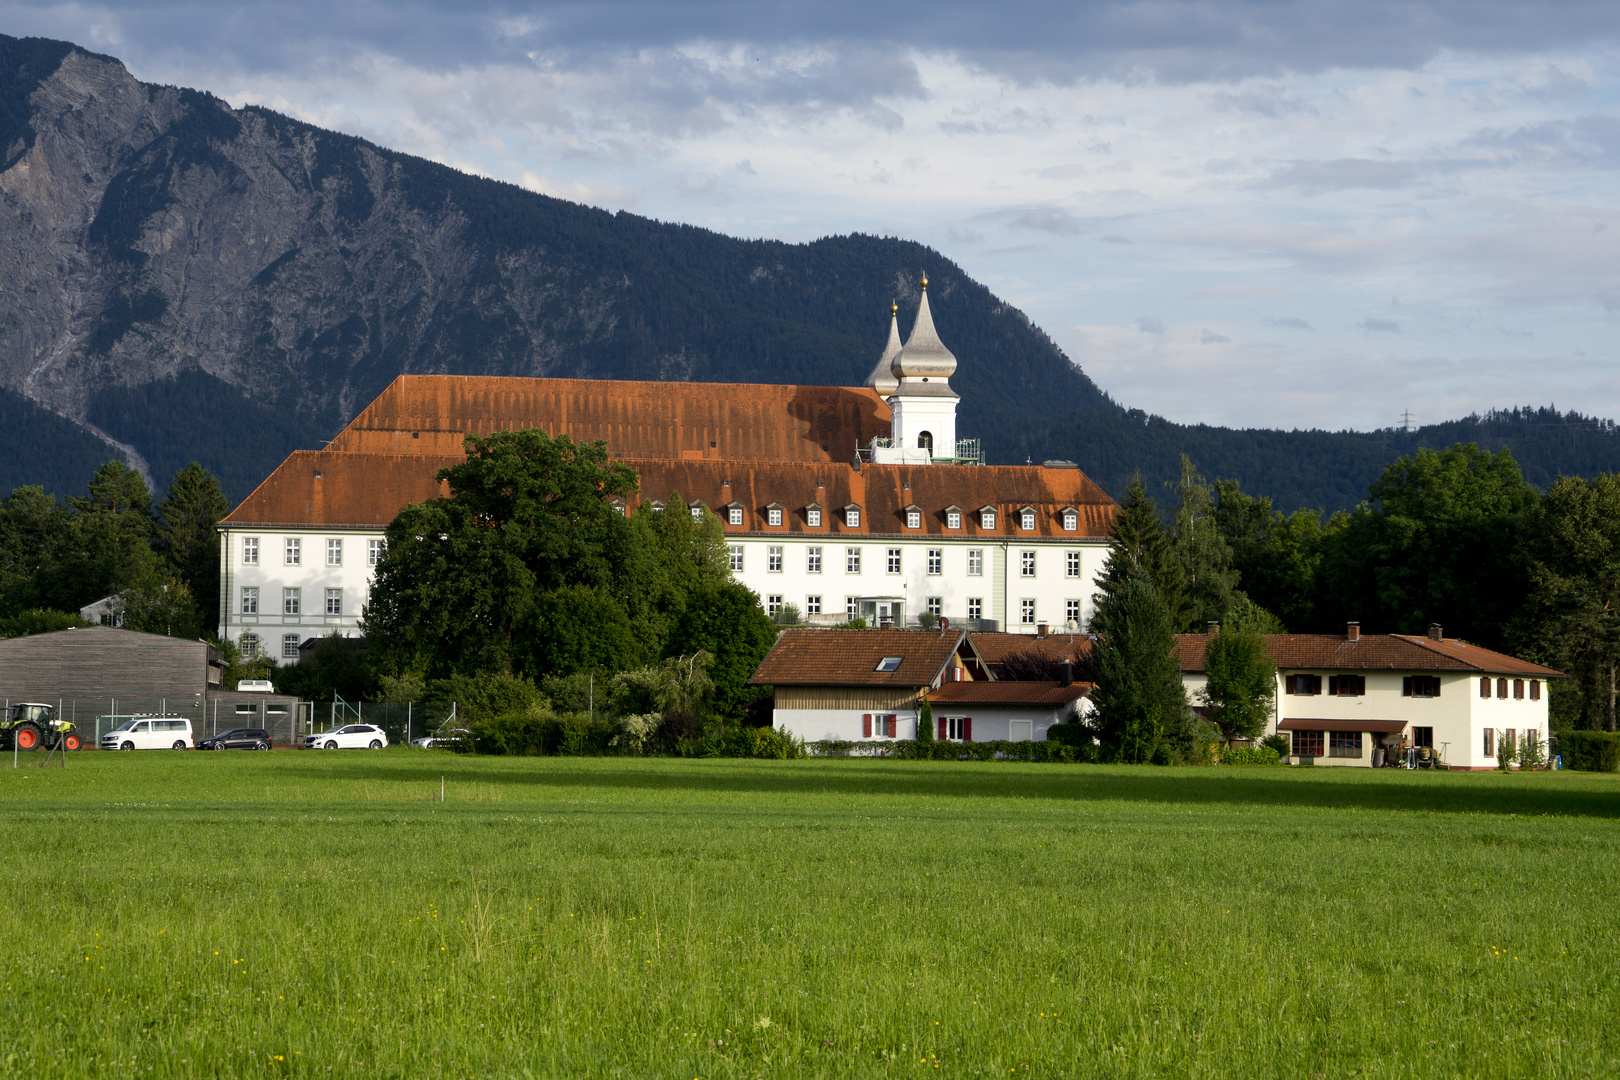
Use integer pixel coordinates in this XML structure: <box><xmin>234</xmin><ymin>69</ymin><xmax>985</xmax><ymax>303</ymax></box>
<box><xmin>100</xmin><ymin>717</ymin><xmax>194</xmax><ymax>751</ymax></box>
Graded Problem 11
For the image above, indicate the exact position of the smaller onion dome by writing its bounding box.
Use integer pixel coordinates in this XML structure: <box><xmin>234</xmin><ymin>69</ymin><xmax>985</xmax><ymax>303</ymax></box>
<box><xmin>863</xmin><ymin>302</ymin><xmax>902</xmax><ymax>397</ymax></box>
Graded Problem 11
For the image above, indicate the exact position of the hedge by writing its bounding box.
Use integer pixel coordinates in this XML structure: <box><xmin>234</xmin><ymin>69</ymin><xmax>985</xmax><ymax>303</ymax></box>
<box><xmin>808</xmin><ymin>739</ymin><xmax>1096</xmax><ymax>763</ymax></box>
<box><xmin>1555</xmin><ymin>730</ymin><xmax>1620</xmax><ymax>772</ymax></box>
<box><xmin>465</xmin><ymin>710</ymin><xmax>805</xmax><ymax>758</ymax></box>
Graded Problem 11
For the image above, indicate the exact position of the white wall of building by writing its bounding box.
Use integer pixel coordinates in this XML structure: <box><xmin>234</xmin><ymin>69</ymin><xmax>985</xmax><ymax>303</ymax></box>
<box><xmin>217</xmin><ymin>526</ymin><xmax>382</xmax><ymax>661</ymax></box>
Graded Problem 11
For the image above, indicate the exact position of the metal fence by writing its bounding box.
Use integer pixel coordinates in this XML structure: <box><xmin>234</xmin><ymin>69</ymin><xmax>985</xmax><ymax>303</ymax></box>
<box><xmin>6</xmin><ymin>697</ymin><xmax>459</xmax><ymax>749</ymax></box>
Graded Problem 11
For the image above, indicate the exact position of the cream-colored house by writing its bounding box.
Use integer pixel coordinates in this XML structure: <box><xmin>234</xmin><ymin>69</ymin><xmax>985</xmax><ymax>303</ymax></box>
<box><xmin>1180</xmin><ymin>622</ymin><xmax>1561</xmax><ymax>769</ymax></box>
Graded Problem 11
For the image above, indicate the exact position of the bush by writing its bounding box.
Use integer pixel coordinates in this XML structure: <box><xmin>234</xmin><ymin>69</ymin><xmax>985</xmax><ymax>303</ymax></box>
<box><xmin>1260</xmin><ymin>733</ymin><xmax>1291</xmax><ymax>758</ymax></box>
<box><xmin>1046</xmin><ymin>722</ymin><xmax>1090</xmax><ymax>749</ymax></box>
<box><xmin>468</xmin><ymin>708</ymin><xmax>615</xmax><ymax>755</ymax></box>
<box><xmin>807</xmin><ymin>739</ymin><xmax>1092</xmax><ymax>763</ymax></box>
<box><xmin>1555</xmin><ymin>730</ymin><xmax>1620</xmax><ymax>772</ymax></box>
<box><xmin>1217</xmin><ymin>744</ymin><xmax>1283</xmax><ymax>766</ymax></box>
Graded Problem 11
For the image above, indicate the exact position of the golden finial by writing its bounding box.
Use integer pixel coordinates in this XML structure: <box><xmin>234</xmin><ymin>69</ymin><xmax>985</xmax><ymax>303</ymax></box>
<box><xmin>920</xmin><ymin>274</ymin><xmax>928</xmax><ymax>290</ymax></box>
<box><xmin>890</xmin><ymin>300</ymin><xmax>898</xmax><ymax>315</ymax></box>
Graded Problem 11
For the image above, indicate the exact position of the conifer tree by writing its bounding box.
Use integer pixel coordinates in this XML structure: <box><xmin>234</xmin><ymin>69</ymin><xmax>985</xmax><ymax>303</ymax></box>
<box><xmin>1087</xmin><ymin>575</ymin><xmax>1190</xmax><ymax>763</ymax></box>
<box><xmin>1090</xmin><ymin>476</ymin><xmax>1184</xmax><ymax>632</ymax></box>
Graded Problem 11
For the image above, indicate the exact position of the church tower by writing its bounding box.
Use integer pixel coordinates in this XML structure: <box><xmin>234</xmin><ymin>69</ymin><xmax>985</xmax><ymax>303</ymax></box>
<box><xmin>873</xmin><ymin>276</ymin><xmax>959</xmax><ymax>464</ymax></box>
<box><xmin>862</xmin><ymin>302</ymin><xmax>902</xmax><ymax>399</ymax></box>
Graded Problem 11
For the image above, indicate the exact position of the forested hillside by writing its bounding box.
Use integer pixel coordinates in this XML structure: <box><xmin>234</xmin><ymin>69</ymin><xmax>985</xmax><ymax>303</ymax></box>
<box><xmin>0</xmin><ymin>32</ymin><xmax>1617</xmax><ymax>511</ymax></box>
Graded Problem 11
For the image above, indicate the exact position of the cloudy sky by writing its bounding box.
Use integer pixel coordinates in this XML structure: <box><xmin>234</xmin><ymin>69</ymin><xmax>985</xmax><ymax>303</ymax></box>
<box><xmin>6</xmin><ymin>1</ymin><xmax>1619</xmax><ymax>431</ymax></box>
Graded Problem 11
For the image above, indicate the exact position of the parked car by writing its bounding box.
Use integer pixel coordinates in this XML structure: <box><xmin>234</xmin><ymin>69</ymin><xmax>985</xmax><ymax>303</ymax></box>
<box><xmin>411</xmin><ymin>728</ymin><xmax>471</xmax><ymax>749</ymax></box>
<box><xmin>197</xmin><ymin>728</ymin><xmax>271</xmax><ymax>751</ymax></box>
<box><xmin>100</xmin><ymin>717</ymin><xmax>194</xmax><ymax>751</ymax></box>
<box><xmin>304</xmin><ymin>724</ymin><xmax>388</xmax><ymax>750</ymax></box>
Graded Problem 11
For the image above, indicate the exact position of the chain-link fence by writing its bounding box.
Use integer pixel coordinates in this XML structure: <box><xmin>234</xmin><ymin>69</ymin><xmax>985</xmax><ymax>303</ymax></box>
<box><xmin>302</xmin><ymin>701</ymin><xmax>457</xmax><ymax>746</ymax></box>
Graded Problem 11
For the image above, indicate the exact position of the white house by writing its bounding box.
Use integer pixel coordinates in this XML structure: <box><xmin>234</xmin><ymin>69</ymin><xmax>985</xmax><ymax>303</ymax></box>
<box><xmin>1179</xmin><ymin>622</ymin><xmax>1561</xmax><ymax>769</ymax></box>
<box><xmin>925</xmin><ymin>679</ymin><xmax>1092</xmax><ymax>743</ymax></box>
<box><xmin>217</xmin><ymin>283</ymin><xmax>1118</xmax><ymax>662</ymax></box>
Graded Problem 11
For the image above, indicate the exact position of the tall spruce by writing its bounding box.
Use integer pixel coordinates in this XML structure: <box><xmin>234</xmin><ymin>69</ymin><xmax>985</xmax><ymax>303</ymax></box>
<box><xmin>157</xmin><ymin>462</ymin><xmax>229</xmax><ymax>635</ymax></box>
<box><xmin>1087</xmin><ymin>575</ymin><xmax>1190</xmax><ymax>763</ymax></box>
<box><xmin>1167</xmin><ymin>455</ymin><xmax>1240</xmax><ymax>631</ymax></box>
<box><xmin>1091</xmin><ymin>476</ymin><xmax>1185</xmax><ymax>631</ymax></box>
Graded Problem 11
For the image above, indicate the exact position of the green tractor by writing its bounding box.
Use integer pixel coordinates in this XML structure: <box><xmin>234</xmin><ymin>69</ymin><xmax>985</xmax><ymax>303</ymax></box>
<box><xmin>1</xmin><ymin>702</ymin><xmax>81</xmax><ymax>752</ymax></box>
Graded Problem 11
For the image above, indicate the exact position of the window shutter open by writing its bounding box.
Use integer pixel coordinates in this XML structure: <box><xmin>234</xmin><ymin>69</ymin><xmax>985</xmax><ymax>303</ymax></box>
<box><xmin>862</xmin><ymin>713</ymin><xmax>872</xmax><ymax>738</ymax></box>
<box><xmin>887</xmin><ymin>715</ymin><xmax>897</xmax><ymax>738</ymax></box>
<box><xmin>964</xmin><ymin>717</ymin><xmax>973</xmax><ymax>742</ymax></box>
<box><xmin>1328</xmin><ymin>675</ymin><xmax>1339</xmax><ymax>696</ymax></box>
<box><xmin>1402</xmin><ymin>677</ymin><xmax>1412</xmax><ymax>697</ymax></box>
<box><xmin>938</xmin><ymin>716</ymin><xmax>947</xmax><ymax>740</ymax></box>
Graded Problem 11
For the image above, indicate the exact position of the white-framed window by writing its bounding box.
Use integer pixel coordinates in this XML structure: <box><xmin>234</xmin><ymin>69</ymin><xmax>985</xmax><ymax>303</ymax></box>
<box><xmin>926</xmin><ymin>596</ymin><xmax>942</xmax><ymax>615</ymax></box>
<box><xmin>282</xmin><ymin>634</ymin><xmax>301</xmax><ymax>659</ymax></box>
<box><xmin>283</xmin><ymin>587</ymin><xmax>301</xmax><ymax>615</ymax></box>
<box><xmin>906</xmin><ymin>509</ymin><xmax>921</xmax><ymax>529</ymax></box>
<box><xmin>1066</xmin><ymin>599</ymin><xmax>1081</xmax><ymax>626</ymax></box>
<box><xmin>946</xmin><ymin>510</ymin><xmax>961</xmax><ymax>530</ymax></box>
<box><xmin>285</xmin><ymin>538</ymin><xmax>301</xmax><ymax>566</ymax></box>
<box><xmin>766</xmin><ymin>594</ymin><xmax>783</xmax><ymax>616</ymax></box>
<box><xmin>846</xmin><ymin>508</ymin><xmax>861</xmax><ymax>528</ymax></box>
<box><xmin>927</xmin><ymin>548</ymin><xmax>942</xmax><ymax>575</ymax></box>
<box><xmin>729</xmin><ymin>507</ymin><xmax>744</xmax><ymax>526</ymax></box>
<box><xmin>729</xmin><ymin>545</ymin><xmax>744</xmax><ymax>572</ymax></box>
<box><xmin>946</xmin><ymin>717</ymin><xmax>969</xmax><ymax>741</ymax></box>
<box><xmin>1066</xmin><ymin>551</ymin><xmax>1081</xmax><ymax>578</ymax></box>
<box><xmin>886</xmin><ymin>548</ymin><xmax>902</xmax><ymax>574</ymax></box>
<box><xmin>690</xmin><ymin>505</ymin><xmax>704</xmax><ymax>521</ymax></box>
<box><xmin>768</xmin><ymin>546</ymin><xmax>783</xmax><ymax>572</ymax></box>
<box><xmin>241</xmin><ymin>587</ymin><xmax>258</xmax><ymax>615</ymax></box>
<box><xmin>326</xmin><ymin>538</ymin><xmax>343</xmax><ymax>566</ymax></box>
<box><xmin>651</xmin><ymin>502</ymin><xmax>665</xmax><ymax>514</ymax></box>
<box><xmin>1021</xmin><ymin>550</ymin><xmax>1036</xmax><ymax>577</ymax></box>
<box><xmin>239</xmin><ymin>633</ymin><xmax>261</xmax><ymax>658</ymax></box>
<box><xmin>807</xmin><ymin>546</ymin><xmax>822</xmax><ymax>573</ymax></box>
<box><xmin>807</xmin><ymin>508</ymin><xmax>822</xmax><ymax>527</ymax></box>
<box><xmin>846</xmin><ymin>547</ymin><xmax>862</xmax><ymax>574</ymax></box>
<box><xmin>981</xmin><ymin>509</ymin><xmax>996</xmax><ymax>530</ymax></box>
<box><xmin>1021</xmin><ymin>599</ymin><xmax>1036</xmax><ymax>624</ymax></box>
<box><xmin>1063</xmin><ymin>511</ymin><xmax>1078</xmax><ymax>531</ymax></box>
<box><xmin>242</xmin><ymin>536</ymin><xmax>259</xmax><ymax>565</ymax></box>
<box><xmin>325</xmin><ymin>588</ymin><xmax>343</xmax><ymax>616</ymax></box>
<box><xmin>967</xmin><ymin>549</ymin><xmax>983</xmax><ymax>576</ymax></box>
<box><xmin>1021</xmin><ymin>509</ymin><xmax>1036</xmax><ymax>530</ymax></box>
<box><xmin>968</xmin><ymin>598</ymin><xmax>983</xmax><ymax>620</ymax></box>
<box><xmin>768</xmin><ymin>507</ymin><xmax>783</xmax><ymax>527</ymax></box>
<box><xmin>845</xmin><ymin>596</ymin><xmax>859</xmax><ymax>617</ymax></box>
<box><xmin>807</xmin><ymin>595</ymin><xmax>822</xmax><ymax>616</ymax></box>
<box><xmin>368</xmin><ymin>538</ymin><xmax>384</xmax><ymax>566</ymax></box>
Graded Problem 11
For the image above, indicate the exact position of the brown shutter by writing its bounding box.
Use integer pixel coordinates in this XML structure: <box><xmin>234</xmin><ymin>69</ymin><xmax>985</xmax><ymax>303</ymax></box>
<box><xmin>886</xmin><ymin>715</ymin><xmax>897</xmax><ymax>738</ymax></box>
<box><xmin>862</xmin><ymin>713</ymin><xmax>872</xmax><ymax>738</ymax></box>
<box><xmin>1531</xmin><ymin>679</ymin><xmax>1541</xmax><ymax>701</ymax></box>
<box><xmin>964</xmin><ymin>717</ymin><xmax>973</xmax><ymax>742</ymax></box>
<box><xmin>1402</xmin><ymin>677</ymin><xmax>1412</xmax><ymax>697</ymax></box>
<box><xmin>938</xmin><ymin>716</ymin><xmax>947</xmax><ymax>740</ymax></box>
<box><xmin>1328</xmin><ymin>675</ymin><xmax>1338</xmax><ymax>696</ymax></box>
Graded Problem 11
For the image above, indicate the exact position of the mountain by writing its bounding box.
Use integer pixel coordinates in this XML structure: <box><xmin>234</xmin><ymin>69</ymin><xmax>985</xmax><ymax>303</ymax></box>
<box><xmin>2</xmin><ymin>33</ymin><xmax>1617</xmax><ymax>513</ymax></box>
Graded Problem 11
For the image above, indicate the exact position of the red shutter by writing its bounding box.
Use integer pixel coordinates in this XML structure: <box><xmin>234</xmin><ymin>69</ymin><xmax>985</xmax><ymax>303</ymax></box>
<box><xmin>862</xmin><ymin>713</ymin><xmax>872</xmax><ymax>738</ymax></box>
<box><xmin>964</xmin><ymin>717</ymin><xmax>972</xmax><ymax>742</ymax></box>
<box><xmin>938</xmin><ymin>716</ymin><xmax>947</xmax><ymax>740</ymax></box>
<box><xmin>886</xmin><ymin>715</ymin><xmax>897</xmax><ymax>738</ymax></box>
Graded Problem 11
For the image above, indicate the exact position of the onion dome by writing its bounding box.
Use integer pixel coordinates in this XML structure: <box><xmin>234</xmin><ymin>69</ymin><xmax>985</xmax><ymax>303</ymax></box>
<box><xmin>890</xmin><ymin>276</ymin><xmax>959</xmax><ymax>398</ymax></box>
<box><xmin>863</xmin><ymin>302</ymin><xmax>902</xmax><ymax>397</ymax></box>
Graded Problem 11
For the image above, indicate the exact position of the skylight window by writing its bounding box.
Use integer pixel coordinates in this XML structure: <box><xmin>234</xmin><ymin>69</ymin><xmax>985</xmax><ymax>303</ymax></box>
<box><xmin>874</xmin><ymin>657</ymin><xmax>904</xmax><ymax>672</ymax></box>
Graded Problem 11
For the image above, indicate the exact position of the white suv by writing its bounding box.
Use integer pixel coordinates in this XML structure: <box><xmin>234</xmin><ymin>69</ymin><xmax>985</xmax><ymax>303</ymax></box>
<box><xmin>101</xmin><ymin>717</ymin><xmax>194</xmax><ymax>751</ymax></box>
<box><xmin>304</xmin><ymin>724</ymin><xmax>388</xmax><ymax>750</ymax></box>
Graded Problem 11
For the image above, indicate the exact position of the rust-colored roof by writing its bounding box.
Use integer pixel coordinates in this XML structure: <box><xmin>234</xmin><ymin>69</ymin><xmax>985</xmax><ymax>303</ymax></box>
<box><xmin>221</xmin><ymin>451</ymin><xmax>456</xmax><ymax>527</ymax></box>
<box><xmin>750</xmin><ymin>628</ymin><xmax>966</xmax><ymax>687</ymax></box>
<box><xmin>224</xmin><ymin>452</ymin><xmax>1116</xmax><ymax>538</ymax></box>
<box><xmin>326</xmin><ymin>375</ymin><xmax>892</xmax><ymax>464</ymax></box>
<box><xmin>927</xmin><ymin>681</ymin><xmax>1093</xmax><ymax>706</ymax></box>
<box><xmin>1175</xmin><ymin>633</ymin><xmax>1562</xmax><ymax>677</ymax></box>
<box><xmin>628</xmin><ymin>459</ymin><xmax>1114</xmax><ymax>538</ymax></box>
<box><xmin>967</xmin><ymin>632</ymin><xmax>1093</xmax><ymax>666</ymax></box>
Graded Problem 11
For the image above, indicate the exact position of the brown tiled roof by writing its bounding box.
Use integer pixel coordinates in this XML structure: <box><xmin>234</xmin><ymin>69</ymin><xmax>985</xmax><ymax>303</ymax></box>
<box><xmin>966</xmin><ymin>632</ymin><xmax>1093</xmax><ymax>666</ymax></box>
<box><xmin>221</xmin><ymin>451</ymin><xmax>456</xmax><ymax>527</ymax></box>
<box><xmin>325</xmin><ymin>375</ymin><xmax>892</xmax><ymax>464</ymax></box>
<box><xmin>927</xmin><ymin>681</ymin><xmax>1093</xmax><ymax>706</ymax></box>
<box><xmin>224</xmin><ymin>452</ymin><xmax>1116</xmax><ymax>538</ymax></box>
<box><xmin>750</xmin><ymin>628</ymin><xmax>966</xmax><ymax>686</ymax></box>
<box><xmin>1175</xmin><ymin>633</ymin><xmax>1562</xmax><ymax>677</ymax></box>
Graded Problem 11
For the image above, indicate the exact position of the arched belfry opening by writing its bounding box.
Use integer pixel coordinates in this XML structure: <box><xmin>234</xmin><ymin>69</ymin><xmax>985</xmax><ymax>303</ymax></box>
<box><xmin>918</xmin><ymin>431</ymin><xmax>934</xmax><ymax>451</ymax></box>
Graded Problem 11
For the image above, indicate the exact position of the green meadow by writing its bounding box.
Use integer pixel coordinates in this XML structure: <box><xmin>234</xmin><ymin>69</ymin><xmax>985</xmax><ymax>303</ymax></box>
<box><xmin>2</xmin><ymin>753</ymin><xmax>1618</xmax><ymax>1079</ymax></box>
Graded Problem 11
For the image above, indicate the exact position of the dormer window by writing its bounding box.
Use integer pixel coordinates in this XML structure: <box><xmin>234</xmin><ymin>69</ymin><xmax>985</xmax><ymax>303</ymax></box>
<box><xmin>905</xmin><ymin>505</ymin><xmax>922</xmax><ymax>529</ymax></box>
<box><xmin>807</xmin><ymin>508</ymin><xmax>822</xmax><ymax>527</ymax></box>
<box><xmin>609</xmin><ymin>498</ymin><xmax>627</xmax><ymax>517</ymax></box>
<box><xmin>1062</xmin><ymin>508</ymin><xmax>1078</xmax><ymax>532</ymax></box>
<box><xmin>689</xmin><ymin>502</ymin><xmax>707</xmax><ymax>522</ymax></box>
<box><xmin>845</xmin><ymin>505</ymin><xmax>862</xmax><ymax>528</ymax></box>
<box><xmin>765</xmin><ymin>502</ymin><xmax>784</xmax><ymax>527</ymax></box>
<box><xmin>980</xmin><ymin>508</ymin><xmax>996</xmax><ymax>530</ymax></box>
<box><xmin>650</xmin><ymin>501</ymin><xmax>666</xmax><ymax>514</ymax></box>
<box><xmin>1020</xmin><ymin>508</ymin><xmax>1036</xmax><ymax>531</ymax></box>
<box><xmin>945</xmin><ymin>506</ymin><xmax>962</xmax><ymax>530</ymax></box>
<box><xmin>728</xmin><ymin>506</ymin><xmax>744</xmax><ymax>526</ymax></box>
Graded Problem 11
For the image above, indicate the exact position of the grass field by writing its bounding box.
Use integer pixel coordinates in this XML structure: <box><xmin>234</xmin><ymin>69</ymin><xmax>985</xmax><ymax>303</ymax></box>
<box><xmin>2</xmin><ymin>752</ymin><xmax>1618</xmax><ymax>1079</ymax></box>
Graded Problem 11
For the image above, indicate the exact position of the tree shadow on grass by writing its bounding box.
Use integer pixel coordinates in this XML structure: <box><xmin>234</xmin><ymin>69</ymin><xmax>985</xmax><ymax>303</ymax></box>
<box><xmin>279</xmin><ymin>757</ymin><xmax>1620</xmax><ymax>820</ymax></box>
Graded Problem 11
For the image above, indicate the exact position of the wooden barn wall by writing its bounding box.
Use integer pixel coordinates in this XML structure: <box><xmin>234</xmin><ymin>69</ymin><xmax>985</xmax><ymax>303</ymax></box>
<box><xmin>0</xmin><ymin>628</ymin><xmax>213</xmax><ymax>724</ymax></box>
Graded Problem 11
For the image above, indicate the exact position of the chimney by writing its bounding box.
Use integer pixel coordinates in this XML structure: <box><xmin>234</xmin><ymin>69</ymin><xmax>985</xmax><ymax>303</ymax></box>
<box><xmin>1037</xmin><ymin>621</ymin><xmax>1049</xmax><ymax>638</ymax></box>
<box><xmin>1346</xmin><ymin>621</ymin><xmax>1360</xmax><ymax>642</ymax></box>
<box><xmin>1206</xmin><ymin>621</ymin><xmax>1220</xmax><ymax>635</ymax></box>
<box><xmin>1060</xmin><ymin>661</ymin><xmax>1073</xmax><ymax>688</ymax></box>
<box><xmin>1428</xmin><ymin>623</ymin><xmax>1443</xmax><ymax>641</ymax></box>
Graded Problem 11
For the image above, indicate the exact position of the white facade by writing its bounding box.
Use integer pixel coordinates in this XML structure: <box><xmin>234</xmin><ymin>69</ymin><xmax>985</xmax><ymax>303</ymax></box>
<box><xmin>218</xmin><ymin>527</ymin><xmax>381</xmax><ymax>661</ymax></box>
